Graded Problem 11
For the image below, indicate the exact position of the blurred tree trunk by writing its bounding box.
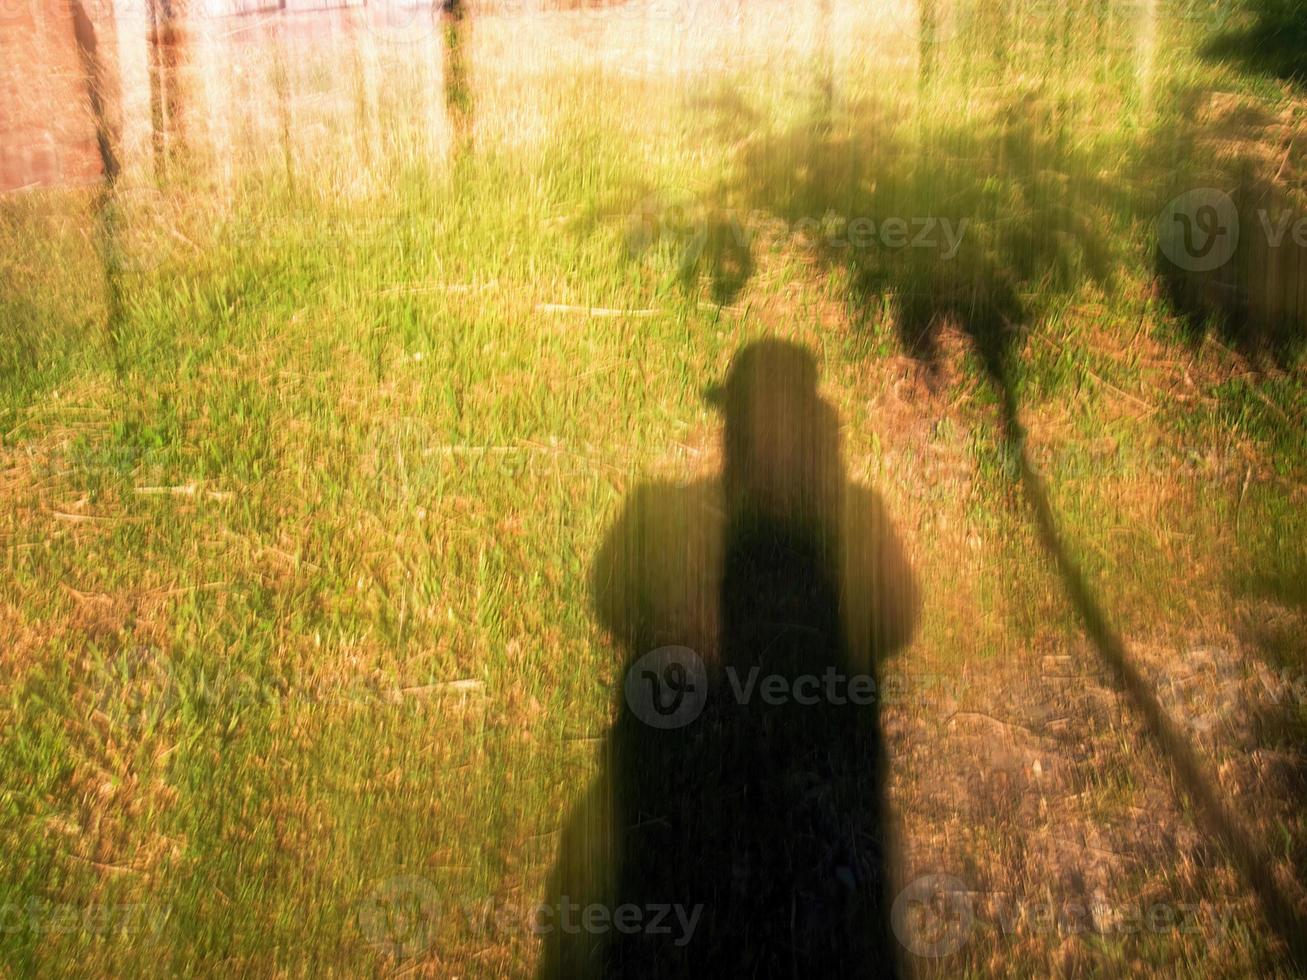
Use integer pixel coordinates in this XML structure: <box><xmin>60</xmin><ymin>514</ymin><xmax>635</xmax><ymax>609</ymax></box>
<box><xmin>918</xmin><ymin>0</ymin><xmax>937</xmax><ymax>90</ymax></box>
<box><xmin>147</xmin><ymin>0</ymin><xmax>190</xmax><ymax>180</ymax></box>
<box><xmin>69</xmin><ymin>0</ymin><xmax>121</xmax><ymax>182</ymax></box>
<box><xmin>1136</xmin><ymin>0</ymin><xmax>1158</xmax><ymax>121</ymax></box>
<box><xmin>816</xmin><ymin>0</ymin><xmax>832</xmax><ymax>130</ymax></box>
<box><xmin>69</xmin><ymin>0</ymin><xmax>124</xmax><ymax>370</ymax></box>
<box><xmin>443</xmin><ymin>0</ymin><xmax>472</xmax><ymax>159</ymax></box>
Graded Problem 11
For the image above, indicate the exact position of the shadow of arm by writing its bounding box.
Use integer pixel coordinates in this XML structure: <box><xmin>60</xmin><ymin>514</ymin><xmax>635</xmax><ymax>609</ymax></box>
<box><xmin>841</xmin><ymin>486</ymin><xmax>921</xmax><ymax>671</ymax></box>
<box><xmin>589</xmin><ymin>481</ymin><xmax>722</xmax><ymax>659</ymax></box>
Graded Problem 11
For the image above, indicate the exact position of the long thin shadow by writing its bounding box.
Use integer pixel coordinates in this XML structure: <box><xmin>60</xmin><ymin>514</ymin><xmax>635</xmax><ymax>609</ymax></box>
<box><xmin>68</xmin><ymin>0</ymin><xmax>124</xmax><ymax>373</ymax></box>
<box><xmin>145</xmin><ymin>0</ymin><xmax>189</xmax><ymax>181</ymax></box>
<box><xmin>442</xmin><ymin>0</ymin><xmax>472</xmax><ymax>161</ymax></box>
<box><xmin>69</xmin><ymin>0</ymin><xmax>119</xmax><ymax>184</ymax></box>
<box><xmin>988</xmin><ymin>367</ymin><xmax>1307</xmax><ymax>973</ymax></box>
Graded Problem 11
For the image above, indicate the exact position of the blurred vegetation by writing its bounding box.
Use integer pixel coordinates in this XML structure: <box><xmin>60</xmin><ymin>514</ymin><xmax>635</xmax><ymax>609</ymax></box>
<box><xmin>1</xmin><ymin>0</ymin><xmax>1306</xmax><ymax>975</ymax></box>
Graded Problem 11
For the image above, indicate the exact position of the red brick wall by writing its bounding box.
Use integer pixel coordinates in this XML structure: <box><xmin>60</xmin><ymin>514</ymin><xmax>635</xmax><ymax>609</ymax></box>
<box><xmin>0</xmin><ymin>0</ymin><xmax>120</xmax><ymax>191</ymax></box>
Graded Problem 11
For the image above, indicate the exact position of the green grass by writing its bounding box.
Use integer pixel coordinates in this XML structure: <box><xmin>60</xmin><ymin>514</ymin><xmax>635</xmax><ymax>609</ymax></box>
<box><xmin>2</xmin><ymin>0</ymin><xmax>1306</xmax><ymax>975</ymax></box>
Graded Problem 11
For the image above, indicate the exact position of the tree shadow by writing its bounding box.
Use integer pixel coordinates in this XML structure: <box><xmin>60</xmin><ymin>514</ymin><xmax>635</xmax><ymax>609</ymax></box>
<box><xmin>661</xmin><ymin>91</ymin><xmax>1122</xmax><ymax>383</ymax></box>
<box><xmin>145</xmin><ymin>0</ymin><xmax>191</xmax><ymax>181</ymax></box>
<box><xmin>68</xmin><ymin>0</ymin><xmax>125</xmax><ymax>374</ymax></box>
<box><xmin>1202</xmin><ymin>0</ymin><xmax>1307</xmax><ymax>88</ymax></box>
<box><xmin>442</xmin><ymin>0</ymin><xmax>473</xmax><ymax>161</ymax></box>
<box><xmin>992</xmin><ymin>372</ymin><xmax>1307</xmax><ymax>971</ymax></box>
<box><xmin>614</xmin><ymin>80</ymin><xmax>1305</xmax><ymax>371</ymax></box>
<box><xmin>654</xmin><ymin>90</ymin><xmax>1307</xmax><ymax>969</ymax></box>
<box><xmin>1145</xmin><ymin>91</ymin><xmax>1307</xmax><ymax>366</ymax></box>
<box><xmin>540</xmin><ymin>340</ymin><xmax>919</xmax><ymax>978</ymax></box>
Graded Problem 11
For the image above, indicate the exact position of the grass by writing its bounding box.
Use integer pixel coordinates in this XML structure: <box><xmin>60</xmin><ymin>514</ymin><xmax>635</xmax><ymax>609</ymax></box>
<box><xmin>2</xmin><ymin>0</ymin><xmax>1306</xmax><ymax>975</ymax></box>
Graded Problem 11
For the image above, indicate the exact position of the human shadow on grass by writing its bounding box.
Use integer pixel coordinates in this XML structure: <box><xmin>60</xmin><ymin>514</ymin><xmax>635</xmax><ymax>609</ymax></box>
<box><xmin>539</xmin><ymin>340</ymin><xmax>920</xmax><ymax>978</ymax></box>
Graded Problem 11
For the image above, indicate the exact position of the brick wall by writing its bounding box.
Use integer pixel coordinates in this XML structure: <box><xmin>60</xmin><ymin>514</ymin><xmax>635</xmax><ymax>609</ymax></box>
<box><xmin>0</xmin><ymin>0</ymin><xmax>121</xmax><ymax>191</ymax></box>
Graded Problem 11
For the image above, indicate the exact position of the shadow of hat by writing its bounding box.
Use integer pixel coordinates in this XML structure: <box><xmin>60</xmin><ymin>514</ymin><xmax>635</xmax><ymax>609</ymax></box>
<box><xmin>703</xmin><ymin>339</ymin><xmax>820</xmax><ymax>411</ymax></box>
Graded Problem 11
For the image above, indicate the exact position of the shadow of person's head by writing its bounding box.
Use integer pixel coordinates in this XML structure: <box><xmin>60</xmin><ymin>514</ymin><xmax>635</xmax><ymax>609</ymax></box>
<box><xmin>706</xmin><ymin>339</ymin><xmax>843</xmax><ymax>532</ymax></box>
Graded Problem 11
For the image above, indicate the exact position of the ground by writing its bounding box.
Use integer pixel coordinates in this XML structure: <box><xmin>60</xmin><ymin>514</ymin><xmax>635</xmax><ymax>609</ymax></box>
<box><xmin>1</xmin><ymin>0</ymin><xmax>1306</xmax><ymax>975</ymax></box>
